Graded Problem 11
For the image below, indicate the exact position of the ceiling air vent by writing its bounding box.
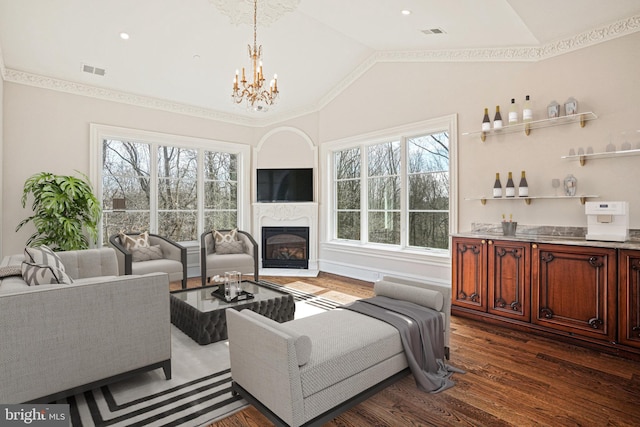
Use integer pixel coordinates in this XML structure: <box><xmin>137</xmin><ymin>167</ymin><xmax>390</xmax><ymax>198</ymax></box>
<box><xmin>82</xmin><ymin>63</ymin><xmax>106</xmax><ymax>76</ymax></box>
<box><xmin>421</xmin><ymin>28</ymin><xmax>446</xmax><ymax>35</ymax></box>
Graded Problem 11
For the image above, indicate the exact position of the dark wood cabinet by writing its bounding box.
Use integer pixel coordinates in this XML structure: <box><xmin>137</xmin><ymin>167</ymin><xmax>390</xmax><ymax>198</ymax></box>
<box><xmin>488</xmin><ymin>240</ymin><xmax>531</xmax><ymax>322</ymax></box>
<box><xmin>619</xmin><ymin>249</ymin><xmax>640</xmax><ymax>349</ymax></box>
<box><xmin>452</xmin><ymin>236</ymin><xmax>640</xmax><ymax>359</ymax></box>
<box><xmin>452</xmin><ymin>237</ymin><xmax>531</xmax><ymax>321</ymax></box>
<box><xmin>531</xmin><ymin>244</ymin><xmax>616</xmax><ymax>343</ymax></box>
<box><xmin>452</xmin><ymin>237</ymin><xmax>486</xmax><ymax>312</ymax></box>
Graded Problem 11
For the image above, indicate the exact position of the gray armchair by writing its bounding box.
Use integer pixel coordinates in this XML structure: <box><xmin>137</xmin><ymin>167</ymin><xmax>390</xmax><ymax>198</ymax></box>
<box><xmin>109</xmin><ymin>232</ymin><xmax>187</xmax><ymax>289</ymax></box>
<box><xmin>200</xmin><ymin>229</ymin><xmax>258</xmax><ymax>286</ymax></box>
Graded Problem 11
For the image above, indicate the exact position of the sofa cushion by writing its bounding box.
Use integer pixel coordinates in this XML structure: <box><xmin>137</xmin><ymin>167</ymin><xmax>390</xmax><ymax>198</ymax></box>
<box><xmin>241</xmin><ymin>309</ymin><xmax>312</xmax><ymax>366</ymax></box>
<box><xmin>119</xmin><ymin>231</ymin><xmax>150</xmax><ymax>251</ymax></box>
<box><xmin>24</xmin><ymin>245</ymin><xmax>66</xmax><ymax>272</ymax></box>
<box><xmin>284</xmin><ymin>309</ymin><xmax>403</xmax><ymax>398</ymax></box>
<box><xmin>21</xmin><ymin>261</ymin><xmax>73</xmax><ymax>285</ymax></box>
<box><xmin>374</xmin><ymin>280</ymin><xmax>444</xmax><ymax>311</ymax></box>
<box><xmin>131</xmin><ymin>245</ymin><xmax>163</xmax><ymax>262</ymax></box>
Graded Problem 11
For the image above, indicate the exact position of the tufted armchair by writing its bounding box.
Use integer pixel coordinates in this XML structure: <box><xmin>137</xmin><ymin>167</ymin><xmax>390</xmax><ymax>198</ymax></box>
<box><xmin>200</xmin><ymin>229</ymin><xmax>258</xmax><ymax>286</ymax></box>
<box><xmin>109</xmin><ymin>232</ymin><xmax>187</xmax><ymax>289</ymax></box>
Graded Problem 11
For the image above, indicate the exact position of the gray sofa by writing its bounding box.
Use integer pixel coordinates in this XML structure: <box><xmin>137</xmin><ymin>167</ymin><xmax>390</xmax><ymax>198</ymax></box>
<box><xmin>0</xmin><ymin>247</ymin><xmax>171</xmax><ymax>403</ymax></box>
<box><xmin>226</xmin><ymin>276</ymin><xmax>451</xmax><ymax>427</ymax></box>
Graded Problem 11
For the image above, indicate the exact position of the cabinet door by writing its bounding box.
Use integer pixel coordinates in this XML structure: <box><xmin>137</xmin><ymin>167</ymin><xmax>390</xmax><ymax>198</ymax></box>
<box><xmin>488</xmin><ymin>240</ymin><xmax>530</xmax><ymax>321</ymax></box>
<box><xmin>452</xmin><ymin>237</ymin><xmax>487</xmax><ymax>312</ymax></box>
<box><xmin>532</xmin><ymin>244</ymin><xmax>616</xmax><ymax>342</ymax></box>
<box><xmin>619</xmin><ymin>250</ymin><xmax>640</xmax><ymax>349</ymax></box>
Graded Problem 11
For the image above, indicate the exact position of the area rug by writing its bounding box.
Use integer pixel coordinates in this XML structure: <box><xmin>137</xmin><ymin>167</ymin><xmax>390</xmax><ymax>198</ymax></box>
<box><xmin>64</xmin><ymin>280</ymin><xmax>357</xmax><ymax>427</ymax></box>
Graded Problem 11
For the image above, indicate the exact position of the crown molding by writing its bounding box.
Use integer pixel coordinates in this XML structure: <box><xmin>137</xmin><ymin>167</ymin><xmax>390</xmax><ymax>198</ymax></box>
<box><xmin>3</xmin><ymin>14</ymin><xmax>638</xmax><ymax>128</ymax></box>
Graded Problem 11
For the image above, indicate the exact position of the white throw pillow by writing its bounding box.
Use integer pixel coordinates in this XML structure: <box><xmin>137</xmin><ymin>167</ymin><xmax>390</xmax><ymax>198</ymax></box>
<box><xmin>119</xmin><ymin>231</ymin><xmax>150</xmax><ymax>251</ymax></box>
<box><xmin>374</xmin><ymin>280</ymin><xmax>444</xmax><ymax>312</ymax></box>
<box><xmin>131</xmin><ymin>245</ymin><xmax>164</xmax><ymax>262</ymax></box>
<box><xmin>213</xmin><ymin>229</ymin><xmax>245</xmax><ymax>254</ymax></box>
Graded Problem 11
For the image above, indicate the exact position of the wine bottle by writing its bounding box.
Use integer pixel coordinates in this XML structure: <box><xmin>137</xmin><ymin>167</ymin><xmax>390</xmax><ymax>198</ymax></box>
<box><xmin>482</xmin><ymin>108</ymin><xmax>491</xmax><ymax>131</ymax></box>
<box><xmin>493</xmin><ymin>173</ymin><xmax>502</xmax><ymax>198</ymax></box>
<box><xmin>508</xmin><ymin>99</ymin><xmax>518</xmax><ymax>124</ymax></box>
<box><xmin>518</xmin><ymin>170</ymin><xmax>528</xmax><ymax>197</ymax></box>
<box><xmin>505</xmin><ymin>172</ymin><xmax>515</xmax><ymax>197</ymax></box>
<box><xmin>493</xmin><ymin>106</ymin><xmax>503</xmax><ymax>129</ymax></box>
<box><xmin>523</xmin><ymin>95</ymin><xmax>533</xmax><ymax>122</ymax></box>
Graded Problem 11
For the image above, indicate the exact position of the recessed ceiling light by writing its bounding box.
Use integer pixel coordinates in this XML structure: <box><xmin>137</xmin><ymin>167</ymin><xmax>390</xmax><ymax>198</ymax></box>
<box><xmin>401</xmin><ymin>10</ymin><xmax>411</xmax><ymax>16</ymax></box>
<box><xmin>119</xmin><ymin>32</ymin><xmax>130</xmax><ymax>40</ymax></box>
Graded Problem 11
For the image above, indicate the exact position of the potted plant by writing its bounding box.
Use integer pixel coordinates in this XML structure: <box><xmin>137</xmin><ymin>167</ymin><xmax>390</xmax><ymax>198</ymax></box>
<box><xmin>16</xmin><ymin>172</ymin><xmax>102</xmax><ymax>251</ymax></box>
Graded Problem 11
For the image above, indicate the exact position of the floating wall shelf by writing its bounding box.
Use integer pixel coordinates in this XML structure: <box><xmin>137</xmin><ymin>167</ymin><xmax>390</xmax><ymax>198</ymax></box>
<box><xmin>562</xmin><ymin>148</ymin><xmax>640</xmax><ymax>166</ymax></box>
<box><xmin>463</xmin><ymin>112</ymin><xmax>597</xmax><ymax>142</ymax></box>
<box><xmin>465</xmin><ymin>195</ymin><xmax>599</xmax><ymax>205</ymax></box>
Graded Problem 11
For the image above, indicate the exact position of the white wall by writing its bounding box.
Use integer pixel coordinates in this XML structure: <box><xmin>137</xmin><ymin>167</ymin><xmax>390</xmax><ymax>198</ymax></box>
<box><xmin>2</xmin><ymin>32</ymin><xmax>639</xmax><ymax>284</ymax></box>
<box><xmin>2</xmin><ymin>84</ymin><xmax>255</xmax><ymax>256</ymax></box>
<box><xmin>310</xmin><ymin>31</ymin><xmax>640</xmax><ymax>283</ymax></box>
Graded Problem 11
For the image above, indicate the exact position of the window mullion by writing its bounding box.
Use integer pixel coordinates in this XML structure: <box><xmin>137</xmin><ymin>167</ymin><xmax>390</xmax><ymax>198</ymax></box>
<box><xmin>400</xmin><ymin>136</ymin><xmax>408</xmax><ymax>249</ymax></box>
<box><xmin>150</xmin><ymin>144</ymin><xmax>158</xmax><ymax>233</ymax></box>
<box><xmin>361</xmin><ymin>145</ymin><xmax>368</xmax><ymax>244</ymax></box>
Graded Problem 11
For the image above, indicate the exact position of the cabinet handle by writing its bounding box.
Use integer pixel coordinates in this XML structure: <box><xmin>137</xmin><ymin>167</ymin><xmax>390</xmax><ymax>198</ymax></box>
<box><xmin>488</xmin><ymin>240</ymin><xmax>493</xmax><ymax>245</ymax></box>
<box><xmin>532</xmin><ymin>243</ymin><xmax>538</xmax><ymax>249</ymax></box>
<box><xmin>481</xmin><ymin>240</ymin><xmax>486</xmax><ymax>244</ymax></box>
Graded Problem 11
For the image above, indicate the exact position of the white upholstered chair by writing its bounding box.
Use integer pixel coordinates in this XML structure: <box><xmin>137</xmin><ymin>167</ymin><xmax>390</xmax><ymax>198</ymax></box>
<box><xmin>109</xmin><ymin>232</ymin><xmax>187</xmax><ymax>289</ymax></box>
<box><xmin>200</xmin><ymin>229</ymin><xmax>258</xmax><ymax>286</ymax></box>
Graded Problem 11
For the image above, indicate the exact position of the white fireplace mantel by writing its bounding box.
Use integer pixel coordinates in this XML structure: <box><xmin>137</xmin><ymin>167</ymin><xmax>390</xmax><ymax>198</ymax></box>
<box><xmin>252</xmin><ymin>202</ymin><xmax>318</xmax><ymax>276</ymax></box>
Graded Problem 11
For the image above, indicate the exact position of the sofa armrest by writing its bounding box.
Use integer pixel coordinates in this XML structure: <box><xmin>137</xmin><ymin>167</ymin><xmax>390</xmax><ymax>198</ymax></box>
<box><xmin>226</xmin><ymin>308</ymin><xmax>305</xmax><ymax>427</ymax></box>
<box><xmin>379</xmin><ymin>275</ymin><xmax>451</xmax><ymax>353</ymax></box>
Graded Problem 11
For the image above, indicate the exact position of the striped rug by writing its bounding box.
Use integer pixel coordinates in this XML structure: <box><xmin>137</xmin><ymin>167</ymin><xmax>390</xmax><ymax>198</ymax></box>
<box><xmin>64</xmin><ymin>281</ymin><xmax>350</xmax><ymax>427</ymax></box>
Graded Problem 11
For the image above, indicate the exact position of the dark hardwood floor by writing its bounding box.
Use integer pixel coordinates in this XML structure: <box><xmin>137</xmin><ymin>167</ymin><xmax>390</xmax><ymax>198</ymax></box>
<box><xmin>178</xmin><ymin>273</ymin><xmax>640</xmax><ymax>427</ymax></box>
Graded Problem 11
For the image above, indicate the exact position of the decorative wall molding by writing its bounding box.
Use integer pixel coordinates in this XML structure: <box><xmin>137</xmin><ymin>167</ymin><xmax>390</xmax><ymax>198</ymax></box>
<box><xmin>2</xmin><ymin>14</ymin><xmax>638</xmax><ymax>128</ymax></box>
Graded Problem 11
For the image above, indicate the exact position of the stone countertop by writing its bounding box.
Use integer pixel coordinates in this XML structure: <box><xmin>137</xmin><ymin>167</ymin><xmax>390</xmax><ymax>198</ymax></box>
<box><xmin>452</xmin><ymin>232</ymin><xmax>640</xmax><ymax>250</ymax></box>
<box><xmin>452</xmin><ymin>223</ymin><xmax>640</xmax><ymax>251</ymax></box>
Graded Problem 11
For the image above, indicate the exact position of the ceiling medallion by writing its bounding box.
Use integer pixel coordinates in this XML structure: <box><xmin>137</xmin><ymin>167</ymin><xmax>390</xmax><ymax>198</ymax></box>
<box><xmin>210</xmin><ymin>0</ymin><xmax>299</xmax><ymax>26</ymax></box>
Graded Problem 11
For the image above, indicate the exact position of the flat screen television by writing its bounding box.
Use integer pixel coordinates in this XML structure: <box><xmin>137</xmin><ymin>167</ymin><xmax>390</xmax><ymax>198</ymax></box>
<box><xmin>256</xmin><ymin>168</ymin><xmax>313</xmax><ymax>202</ymax></box>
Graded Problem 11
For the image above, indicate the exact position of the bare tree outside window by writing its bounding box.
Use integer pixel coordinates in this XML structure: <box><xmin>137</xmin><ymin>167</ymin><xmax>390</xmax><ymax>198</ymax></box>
<box><xmin>334</xmin><ymin>147</ymin><xmax>360</xmax><ymax>240</ymax></box>
<box><xmin>331</xmin><ymin>129</ymin><xmax>450</xmax><ymax>251</ymax></box>
<box><xmin>102</xmin><ymin>140</ymin><xmax>151</xmax><ymax>240</ymax></box>
<box><xmin>101</xmin><ymin>139</ymin><xmax>238</xmax><ymax>244</ymax></box>
<box><xmin>408</xmin><ymin>132</ymin><xmax>449</xmax><ymax>249</ymax></box>
<box><xmin>204</xmin><ymin>151</ymin><xmax>238</xmax><ymax>231</ymax></box>
<box><xmin>368</xmin><ymin>141</ymin><xmax>401</xmax><ymax>244</ymax></box>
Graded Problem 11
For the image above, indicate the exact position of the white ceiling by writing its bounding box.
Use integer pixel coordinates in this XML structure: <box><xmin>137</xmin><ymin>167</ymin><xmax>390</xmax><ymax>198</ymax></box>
<box><xmin>1</xmin><ymin>0</ymin><xmax>639</xmax><ymax>125</ymax></box>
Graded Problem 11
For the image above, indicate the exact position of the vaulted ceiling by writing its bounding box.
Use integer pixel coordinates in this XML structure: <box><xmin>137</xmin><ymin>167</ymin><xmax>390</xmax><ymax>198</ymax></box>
<box><xmin>1</xmin><ymin>0</ymin><xmax>639</xmax><ymax>126</ymax></box>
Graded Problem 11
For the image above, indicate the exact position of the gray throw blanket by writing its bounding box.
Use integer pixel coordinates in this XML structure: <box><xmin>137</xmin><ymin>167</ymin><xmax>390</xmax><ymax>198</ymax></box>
<box><xmin>343</xmin><ymin>296</ymin><xmax>463</xmax><ymax>393</ymax></box>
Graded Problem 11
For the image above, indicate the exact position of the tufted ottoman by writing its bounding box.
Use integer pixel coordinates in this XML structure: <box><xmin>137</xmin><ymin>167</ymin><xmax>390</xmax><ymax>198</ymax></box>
<box><xmin>170</xmin><ymin>281</ymin><xmax>295</xmax><ymax>345</ymax></box>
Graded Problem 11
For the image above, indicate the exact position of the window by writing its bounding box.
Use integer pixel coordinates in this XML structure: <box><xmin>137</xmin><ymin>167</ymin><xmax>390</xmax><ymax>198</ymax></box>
<box><xmin>330</xmin><ymin>116</ymin><xmax>455</xmax><ymax>252</ymax></box>
<box><xmin>92</xmin><ymin>125</ymin><xmax>249</xmax><ymax>245</ymax></box>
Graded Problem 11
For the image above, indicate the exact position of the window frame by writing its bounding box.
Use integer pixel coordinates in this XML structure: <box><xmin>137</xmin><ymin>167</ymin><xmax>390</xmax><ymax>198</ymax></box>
<box><xmin>90</xmin><ymin>124</ymin><xmax>251</xmax><ymax>246</ymax></box>
<box><xmin>323</xmin><ymin>115</ymin><xmax>458</xmax><ymax>260</ymax></box>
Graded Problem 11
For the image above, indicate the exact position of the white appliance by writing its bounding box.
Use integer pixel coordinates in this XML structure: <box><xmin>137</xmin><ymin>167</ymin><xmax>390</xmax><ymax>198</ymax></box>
<box><xmin>585</xmin><ymin>201</ymin><xmax>629</xmax><ymax>242</ymax></box>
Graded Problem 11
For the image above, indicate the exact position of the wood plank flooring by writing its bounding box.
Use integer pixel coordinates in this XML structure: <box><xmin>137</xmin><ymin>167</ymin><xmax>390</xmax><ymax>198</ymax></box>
<box><xmin>174</xmin><ymin>273</ymin><xmax>640</xmax><ymax>427</ymax></box>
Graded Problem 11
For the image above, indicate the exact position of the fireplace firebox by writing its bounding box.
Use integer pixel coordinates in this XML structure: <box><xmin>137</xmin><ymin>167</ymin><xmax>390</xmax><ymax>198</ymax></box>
<box><xmin>262</xmin><ymin>226</ymin><xmax>309</xmax><ymax>269</ymax></box>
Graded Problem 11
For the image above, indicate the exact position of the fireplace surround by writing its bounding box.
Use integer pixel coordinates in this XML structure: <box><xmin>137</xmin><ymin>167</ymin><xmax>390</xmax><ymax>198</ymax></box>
<box><xmin>252</xmin><ymin>202</ymin><xmax>318</xmax><ymax>275</ymax></box>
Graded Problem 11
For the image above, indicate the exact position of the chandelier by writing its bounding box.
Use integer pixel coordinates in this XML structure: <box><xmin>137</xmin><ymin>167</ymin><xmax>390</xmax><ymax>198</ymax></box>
<box><xmin>232</xmin><ymin>0</ymin><xmax>279</xmax><ymax>112</ymax></box>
